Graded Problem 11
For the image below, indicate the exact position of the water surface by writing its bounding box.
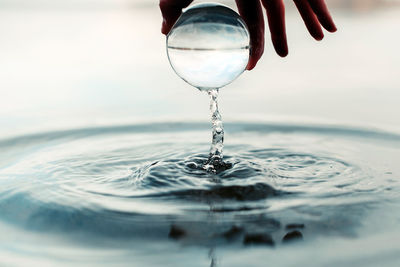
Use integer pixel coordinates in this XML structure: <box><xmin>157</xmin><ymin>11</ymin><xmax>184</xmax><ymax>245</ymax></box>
<box><xmin>0</xmin><ymin>122</ymin><xmax>399</xmax><ymax>266</ymax></box>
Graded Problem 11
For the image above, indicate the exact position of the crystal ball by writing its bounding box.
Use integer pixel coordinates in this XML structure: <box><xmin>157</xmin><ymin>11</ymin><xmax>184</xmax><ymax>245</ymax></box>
<box><xmin>166</xmin><ymin>3</ymin><xmax>250</xmax><ymax>91</ymax></box>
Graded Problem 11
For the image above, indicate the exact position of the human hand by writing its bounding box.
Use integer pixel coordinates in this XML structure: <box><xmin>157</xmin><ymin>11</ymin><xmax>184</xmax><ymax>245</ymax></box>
<box><xmin>159</xmin><ymin>0</ymin><xmax>337</xmax><ymax>70</ymax></box>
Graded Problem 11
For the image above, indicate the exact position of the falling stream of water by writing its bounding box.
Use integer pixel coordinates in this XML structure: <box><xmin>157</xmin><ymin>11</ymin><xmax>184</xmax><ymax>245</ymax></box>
<box><xmin>204</xmin><ymin>89</ymin><xmax>225</xmax><ymax>172</ymax></box>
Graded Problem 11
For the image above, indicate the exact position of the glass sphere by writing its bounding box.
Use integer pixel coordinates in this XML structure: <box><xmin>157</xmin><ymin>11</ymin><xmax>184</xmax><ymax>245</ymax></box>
<box><xmin>166</xmin><ymin>3</ymin><xmax>250</xmax><ymax>91</ymax></box>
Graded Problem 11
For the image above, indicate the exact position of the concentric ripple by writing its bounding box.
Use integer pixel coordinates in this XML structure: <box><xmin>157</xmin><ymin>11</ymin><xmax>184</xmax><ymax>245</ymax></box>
<box><xmin>0</xmin><ymin>123</ymin><xmax>399</xmax><ymax>248</ymax></box>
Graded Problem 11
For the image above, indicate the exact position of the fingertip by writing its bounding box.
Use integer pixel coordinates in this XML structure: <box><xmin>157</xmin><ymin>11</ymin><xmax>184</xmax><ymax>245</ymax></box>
<box><xmin>322</xmin><ymin>20</ymin><xmax>337</xmax><ymax>33</ymax></box>
<box><xmin>308</xmin><ymin>23</ymin><xmax>324</xmax><ymax>41</ymax></box>
<box><xmin>161</xmin><ymin>19</ymin><xmax>173</xmax><ymax>35</ymax></box>
<box><xmin>246</xmin><ymin>65</ymin><xmax>254</xmax><ymax>71</ymax></box>
<box><xmin>278</xmin><ymin>49</ymin><xmax>288</xmax><ymax>57</ymax></box>
<box><xmin>328</xmin><ymin>24</ymin><xmax>337</xmax><ymax>33</ymax></box>
<box><xmin>275</xmin><ymin>42</ymin><xmax>288</xmax><ymax>57</ymax></box>
<box><xmin>246</xmin><ymin>61</ymin><xmax>256</xmax><ymax>70</ymax></box>
<box><xmin>307</xmin><ymin>0</ymin><xmax>337</xmax><ymax>34</ymax></box>
<box><xmin>314</xmin><ymin>32</ymin><xmax>324</xmax><ymax>41</ymax></box>
<box><xmin>246</xmin><ymin>52</ymin><xmax>259</xmax><ymax>70</ymax></box>
<box><xmin>161</xmin><ymin>22</ymin><xmax>167</xmax><ymax>35</ymax></box>
<box><xmin>161</xmin><ymin>28</ymin><xmax>169</xmax><ymax>35</ymax></box>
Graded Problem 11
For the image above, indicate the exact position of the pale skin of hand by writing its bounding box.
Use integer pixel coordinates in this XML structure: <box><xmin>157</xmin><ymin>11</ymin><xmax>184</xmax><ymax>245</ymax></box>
<box><xmin>159</xmin><ymin>0</ymin><xmax>337</xmax><ymax>70</ymax></box>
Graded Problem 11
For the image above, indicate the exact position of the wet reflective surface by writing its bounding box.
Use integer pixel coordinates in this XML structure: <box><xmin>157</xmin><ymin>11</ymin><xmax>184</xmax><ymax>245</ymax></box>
<box><xmin>0</xmin><ymin>123</ymin><xmax>399</xmax><ymax>266</ymax></box>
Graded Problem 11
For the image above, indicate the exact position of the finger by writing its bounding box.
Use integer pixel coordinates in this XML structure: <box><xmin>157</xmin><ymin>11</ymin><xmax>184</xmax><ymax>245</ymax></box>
<box><xmin>293</xmin><ymin>0</ymin><xmax>324</xmax><ymax>41</ymax></box>
<box><xmin>236</xmin><ymin>0</ymin><xmax>265</xmax><ymax>70</ymax></box>
<box><xmin>260</xmin><ymin>0</ymin><xmax>288</xmax><ymax>57</ymax></box>
<box><xmin>159</xmin><ymin>0</ymin><xmax>193</xmax><ymax>34</ymax></box>
<box><xmin>308</xmin><ymin>0</ymin><xmax>337</xmax><ymax>32</ymax></box>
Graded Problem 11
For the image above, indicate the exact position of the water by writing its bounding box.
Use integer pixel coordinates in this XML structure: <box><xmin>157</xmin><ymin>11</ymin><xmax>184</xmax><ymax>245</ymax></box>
<box><xmin>0</xmin><ymin>122</ymin><xmax>400</xmax><ymax>266</ymax></box>
<box><xmin>166</xmin><ymin>3</ymin><xmax>250</xmax><ymax>90</ymax></box>
<box><xmin>206</xmin><ymin>90</ymin><xmax>224</xmax><ymax>165</ymax></box>
<box><xmin>204</xmin><ymin>89</ymin><xmax>230</xmax><ymax>173</ymax></box>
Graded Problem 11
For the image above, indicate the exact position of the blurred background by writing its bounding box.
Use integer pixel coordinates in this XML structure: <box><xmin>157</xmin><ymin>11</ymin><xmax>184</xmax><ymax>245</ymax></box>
<box><xmin>0</xmin><ymin>0</ymin><xmax>399</xmax><ymax>138</ymax></box>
